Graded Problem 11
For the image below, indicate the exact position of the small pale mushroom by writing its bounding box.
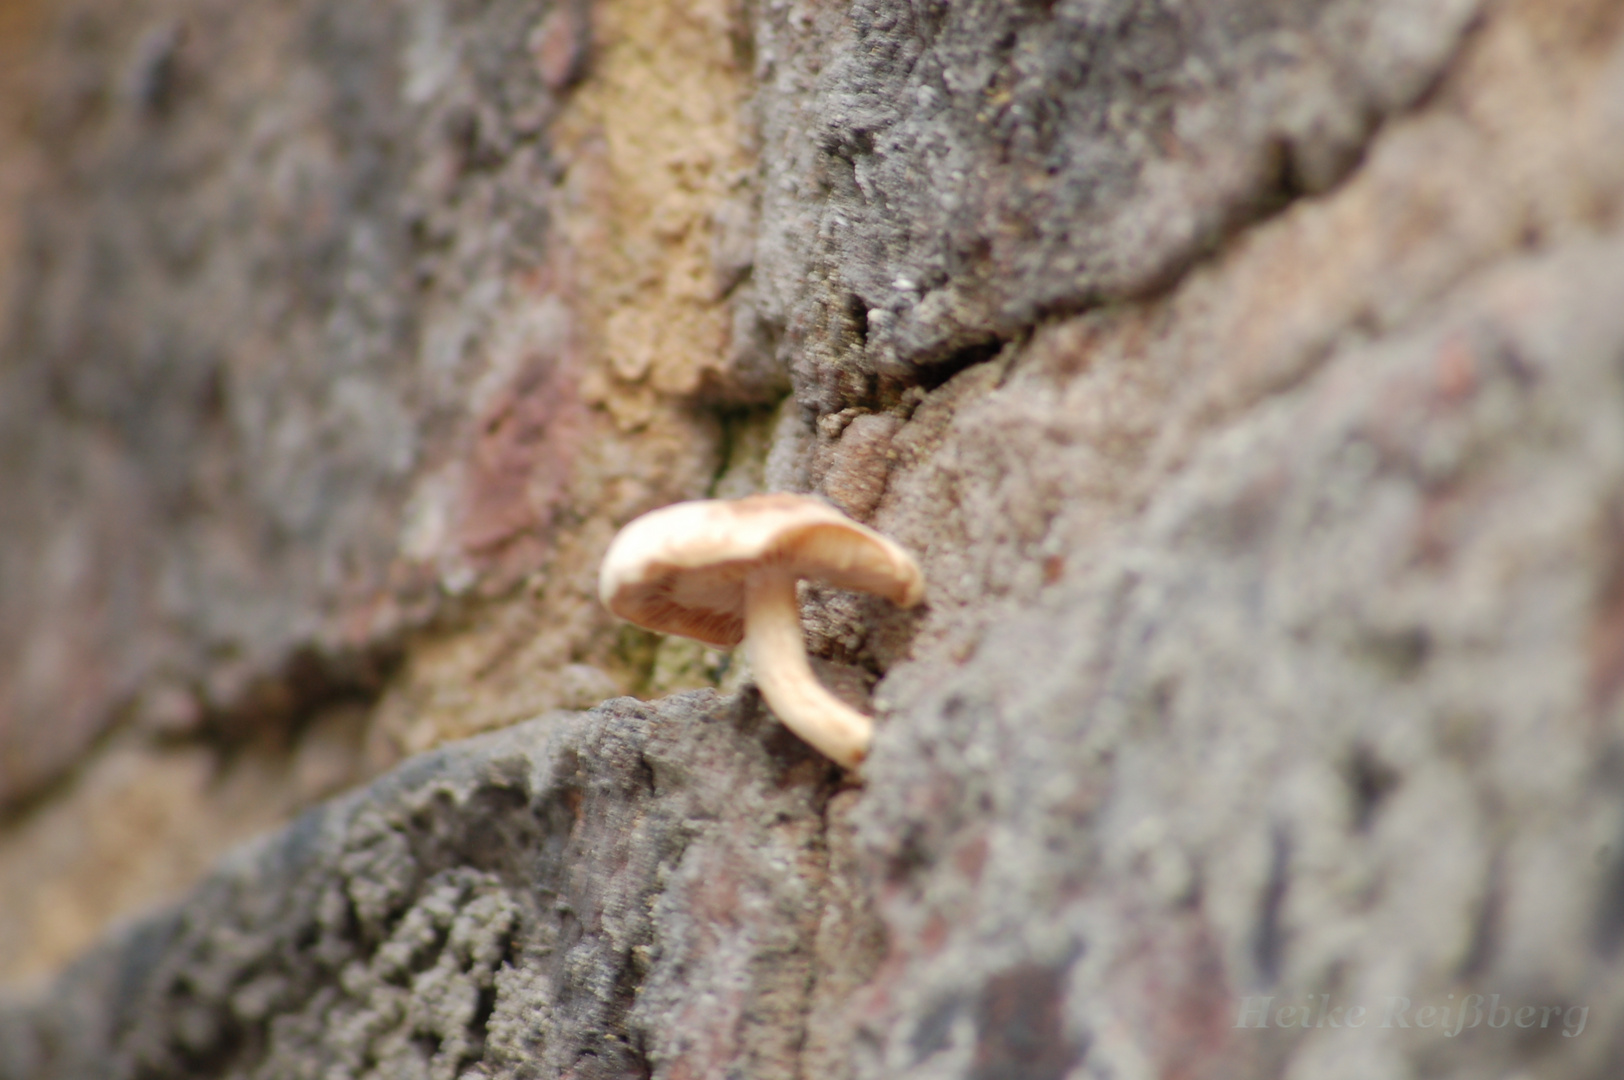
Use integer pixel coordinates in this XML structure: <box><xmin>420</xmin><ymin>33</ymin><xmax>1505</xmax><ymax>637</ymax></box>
<box><xmin>598</xmin><ymin>493</ymin><xmax>924</xmax><ymax>768</ymax></box>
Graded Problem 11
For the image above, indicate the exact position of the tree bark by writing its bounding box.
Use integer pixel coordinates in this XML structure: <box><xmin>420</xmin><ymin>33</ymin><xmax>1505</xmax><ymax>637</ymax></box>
<box><xmin>4</xmin><ymin>0</ymin><xmax>1624</xmax><ymax>1077</ymax></box>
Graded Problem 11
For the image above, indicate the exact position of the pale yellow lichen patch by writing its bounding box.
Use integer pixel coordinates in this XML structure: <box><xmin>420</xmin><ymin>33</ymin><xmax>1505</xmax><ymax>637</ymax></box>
<box><xmin>365</xmin><ymin>0</ymin><xmax>761</xmax><ymax>755</ymax></box>
<box><xmin>555</xmin><ymin>0</ymin><xmax>755</xmax><ymax>428</ymax></box>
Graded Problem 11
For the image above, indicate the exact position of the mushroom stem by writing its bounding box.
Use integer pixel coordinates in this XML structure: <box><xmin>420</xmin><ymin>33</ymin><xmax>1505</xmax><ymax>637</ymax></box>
<box><xmin>743</xmin><ymin>570</ymin><xmax>874</xmax><ymax>769</ymax></box>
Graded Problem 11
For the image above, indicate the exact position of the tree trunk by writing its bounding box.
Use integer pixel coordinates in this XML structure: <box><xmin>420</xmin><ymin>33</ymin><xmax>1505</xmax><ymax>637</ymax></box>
<box><xmin>3</xmin><ymin>0</ymin><xmax>1624</xmax><ymax>1076</ymax></box>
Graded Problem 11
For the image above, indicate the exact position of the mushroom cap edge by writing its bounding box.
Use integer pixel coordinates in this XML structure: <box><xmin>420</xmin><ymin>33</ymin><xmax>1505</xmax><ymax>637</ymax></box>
<box><xmin>598</xmin><ymin>494</ymin><xmax>924</xmax><ymax>647</ymax></box>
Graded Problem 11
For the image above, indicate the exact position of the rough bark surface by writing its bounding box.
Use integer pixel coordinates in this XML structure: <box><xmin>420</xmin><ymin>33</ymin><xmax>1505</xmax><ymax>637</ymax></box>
<box><xmin>752</xmin><ymin>0</ymin><xmax>1484</xmax><ymax>389</ymax></box>
<box><xmin>0</xmin><ymin>694</ymin><xmax>857</xmax><ymax>1080</ymax></box>
<box><xmin>6</xmin><ymin>0</ymin><xmax>1624</xmax><ymax>1077</ymax></box>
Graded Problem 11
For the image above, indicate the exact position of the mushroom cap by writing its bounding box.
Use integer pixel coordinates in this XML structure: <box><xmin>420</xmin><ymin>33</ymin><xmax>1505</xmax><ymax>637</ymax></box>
<box><xmin>599</xmin><ymin>493</ymin><xmax>925</xmax><ymax>648</ymax></box>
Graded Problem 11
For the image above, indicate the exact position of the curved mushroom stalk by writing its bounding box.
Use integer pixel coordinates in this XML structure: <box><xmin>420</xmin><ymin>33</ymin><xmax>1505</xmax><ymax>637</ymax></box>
<box><xmin>743</xmin><ymin>571</ymin><xmax>873</xmax><ymax>768</ymax></box>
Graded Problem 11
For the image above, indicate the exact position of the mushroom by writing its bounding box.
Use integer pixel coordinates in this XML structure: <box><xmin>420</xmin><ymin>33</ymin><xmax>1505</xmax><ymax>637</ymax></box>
<box><xmin>598</xmin><ymin>493</ymin><xmax>924</xmax><ymax>768</ymax></box>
